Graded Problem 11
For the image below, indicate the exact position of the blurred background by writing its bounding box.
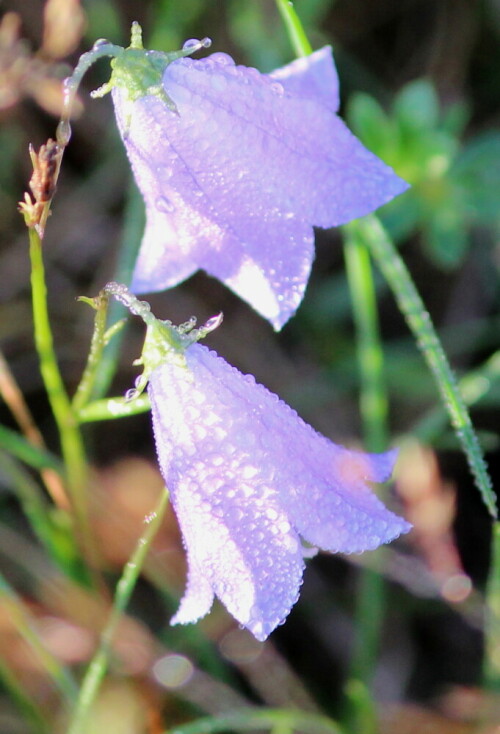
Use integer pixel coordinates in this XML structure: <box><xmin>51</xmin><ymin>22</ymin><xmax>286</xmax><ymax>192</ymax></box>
<box><xmin>0</xmin><ymin>0</ymin><xmax>500</xmax><ymax>732</ymax></box>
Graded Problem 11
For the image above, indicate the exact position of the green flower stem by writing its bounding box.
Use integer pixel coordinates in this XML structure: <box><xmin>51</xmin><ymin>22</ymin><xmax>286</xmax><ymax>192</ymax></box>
<box><xmin>66</xmin><ymin>488</ymin><xmax>170</xmax><ymax>734</ymax></box>
<box><xmin>358</xmin><ymin>214</ymin><xmax>497</xmax><ymax>518</ymax></box>
<box><xmin>71</xmin><ymin>292</ymin><xmax>110</xmax><ymax>413</ymax></box>
<box><xmin>485</xmin><ymin>521</ymin><xmax>500</xmax><ymax>690</ymax></box>
<box><xmin>77</xmin><ymin>394</ymin><xmax>151</xmax><ymax>423</ymax></box>
<box><xmin>0</xmin><ymin>571</ymin><xmax>78</xmax><ymax>709</ymax></box>
<box><xmin>342</xmin><ymin>225</ymin><xmax>388</xmax><ymax>734</ymax></box>
<box><xmin>275</xmin><ymin>0</ymin><xmax>313</xmax><ymax>57</ymax></box>
<box><xmin>343</xmin><ymin>225</ymin><xmax>388</xmax><ymax>452</ymax></box>
<box><xmin>166</xmin><ymin>708</ymin><xmax>343</xmax><ymax>734</ymax></box>
<box><xmin>275</xmin><ymin>3</ymin><xmax>385</xmax><ymax>725</ymax></box>
<box><xmin>414</xmin><ymin>348</ymin><xmax>500</xmax><ymax>443</ymax></box>
<box><xmin>29</xmin><ymin>228</ymin><xmax>93</xmax><ymax>542</ymax></box>
<box><xmin>90</xmin><ymin>178</ymin><xmax>145</xmax><ymax>401</ymax></box>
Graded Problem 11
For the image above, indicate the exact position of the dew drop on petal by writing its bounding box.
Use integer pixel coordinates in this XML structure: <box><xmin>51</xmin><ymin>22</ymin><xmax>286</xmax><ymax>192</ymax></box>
<box><xmin>209</xmin><ymin>52</ymin><xmax>236</xmax><ymax>67</ymax></box>
<box><xmin>155</xmin><ymin>196</ymin><xmax>175</xmax><ymax>213</ymax></box>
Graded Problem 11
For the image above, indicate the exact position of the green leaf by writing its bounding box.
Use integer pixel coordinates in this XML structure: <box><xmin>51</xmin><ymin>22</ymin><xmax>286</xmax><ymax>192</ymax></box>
<box><xmin>422</xmin><ymin>205</ymin><xmax>469</xmax><ymax>268</ymax></box>
<box><xmin>452</xmin><ymin>132</ymin><xmax>500</xmax><ymax>224</ymax></box>
<box><xmin>393</xmin><ymin>78</ymin><xmax>439</xmax><ymax>132</ymax></box>
<box><xmin>346</xmin><ymin>93</ymin><xmax>395</xmax><ymax>160</ymax></box>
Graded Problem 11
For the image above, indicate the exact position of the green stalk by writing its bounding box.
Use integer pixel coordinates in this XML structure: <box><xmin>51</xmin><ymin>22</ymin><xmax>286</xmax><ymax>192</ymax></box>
<box><xmin>274</xmin><ymin>3</ymin><xmax>386</xmax><ymax>726</ymax></box>
<box><xmin>484</xmin><ymin>521</ymin><xmax>500</xmax><ymax>690</ymax></box>
<box><xmin>66</xmin><ymin>488</ymin><xmax>169</xmax><ymax>734</ymax></box>
<box><xmin>343</xmin><ymin>225</ymin><xmax>388</xmax><ymax>452</ymax></box>
<box><xmin>275</xmin><ymin>0</ymin><xmax>312</xmax><ymax>56</ymax></box>
<box><xmin>28</xmin><ymin>228</ymin><xmax>94</xmax><ymax>556</ymax></box>
<box><xmin>166</xmin><ymin>708</ymin><xmax>343</xmax><ymax>734</ymax></box>
<box><xmin>90</xmin><ymin>178</ymin><xmax>145</xmax><ymax>401</ymax></box>
<box><xmin>357</xmin><ymin>214</ymin><xmax>496</xmax><ymax>518</ymax></box>
<box><xmin>0</xmin><ymin>571</ymin><xmax>78</xmax><ymax>709</ymax></box>
<box><xmin>77</xmin><ymin>394</ymin><xmax>151</xmax><ymax>423</ymax></box>
<box><xmin>414</xmin><ymin>348</ymin><xmax>500</xmax><ymax>443</ymax></box>
<box><xmin>72</xmin><ymin>292</ymin><xmax>110</xmax><ymax>413</ymax></box>
<box><xmin>342</xmin><ymin>224</ymin><xmax>388</xmax><ymax>734</ymax></box>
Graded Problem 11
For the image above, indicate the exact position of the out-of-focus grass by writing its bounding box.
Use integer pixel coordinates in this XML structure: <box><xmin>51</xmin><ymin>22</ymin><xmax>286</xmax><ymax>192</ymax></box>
<box><xmin>0</xmin><ymin>0</ymin><xmax>500</xmax><ymax>732</ymax></box>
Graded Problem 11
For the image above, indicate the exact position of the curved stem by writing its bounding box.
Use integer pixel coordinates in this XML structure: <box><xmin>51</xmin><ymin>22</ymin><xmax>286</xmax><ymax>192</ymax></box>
<box><xmin>66</xmin><ymin>488</ymin><xmax>169</xmax><ymax>734</ymax></box>
<box><xmin>275</xmin><ymin>0</ymin><xmax>312</xmax><ymax>56</ymax></box>
<box><xmin>89</xmin><ymin>178</ymin><xmax>145</xmax><ymax>401</ymax></box>
<box><xmin>357</xmin><ymin>214</ymin><xmax>496</xmax><ymax>518</ymax></box>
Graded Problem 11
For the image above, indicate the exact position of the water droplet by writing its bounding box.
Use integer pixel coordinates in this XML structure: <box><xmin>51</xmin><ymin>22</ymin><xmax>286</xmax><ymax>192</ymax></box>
<box><xmin>183</xmin><ymin>38</ymin><xmax>202</xmax><ymax>51</ymax></box>
<box><xmin>155</xmin><ymin>196</ymin><xmax>175</xmax><ymax>213</ymax></box>
<box><xmin>56</xmin><ymin>119</ymin><xmax>71</xmax><ymax>146</ymax></box>
<box><xmin>159</xmin><ymin>165</ymin><xmax>173</xmax><ymax>180</ymax></box>
<box><xmin>202</xmin><ymin>312</ymin><xmax>223</xmax><ymax>333</ymax></box>
<box><xmin>93</xmin><ymin>38</ymin><xmax>110</xmax><ymax>50</ymax></box>
<box><xmin>209</xmin><ymin>52</ymin><xmax>235</xmax><ymax>67</ymax></box>
<box><xmin>270</xmin><ymin>81</ymin><xmax>284</xmax><ymax>96</ymax></box>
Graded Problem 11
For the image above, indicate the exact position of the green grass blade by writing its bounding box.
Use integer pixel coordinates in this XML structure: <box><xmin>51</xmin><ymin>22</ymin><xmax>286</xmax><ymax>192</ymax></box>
<box><xmin>356</xmin><ymin>214</ymin><xmax>497</xmax><ymax>518</ymax></box>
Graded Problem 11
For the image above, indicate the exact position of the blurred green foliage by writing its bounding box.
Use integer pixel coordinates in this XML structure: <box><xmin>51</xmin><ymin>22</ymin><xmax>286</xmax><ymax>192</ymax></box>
<box><xmin>348</xmin><ymin>79</ymin><xmax>500</xmax><ymax>268</ymax></box>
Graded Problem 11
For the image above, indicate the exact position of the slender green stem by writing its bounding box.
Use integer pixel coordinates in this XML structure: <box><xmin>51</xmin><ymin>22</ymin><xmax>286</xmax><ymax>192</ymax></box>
<box><xmin>0</xmin><ymin>571</ymin><xmax>78</xmax><ymax>708</ymax></box>
<box><xmin>343</xmin><ymin>225</ymin><xmax>388</xmax><ymax>452</ymax></box>
<box><xmin>29</xmin><ymin>228</ymin><xmax>92</xmax><ymax>536</ymax></box>
<box><xmin>90</xmin><ymin>178</ymin><xmax>145</xmax><ymax>400</ymax></box>
<box><xmin>358</xmin><ymin>214</ymin><xmax>497</xmax><ymax>518</ymax></box>
<box><xmin>414</xmin><ymin>348</ymin><xmax>500</xmax><ymax>443</ymax></box>
<box><xmin>29</xmin><ymin>233</ymin><xmax>96</xmax><ymax>582</ymax></box>
<box><xmin>77</xmin><ymin>394</ymin><xmax>151</xmax><ymax>423</ymax></box>
<box><xmin>275</xmin><ymin>2</ymin><xmax>384</xmax><ymax>725</ymax></box>
<box><xmin>72</xmin><ymin>293</ymin><xmax>110</xmax><ymax>413</ymax></box>
<box><xmin>166</xmin><ymin>709</ymin><xmax>343</xmax><ymax>734</ymax></box>
<box><xmin>275</xmin><ymin>0</ymin><xmax>312</xmax><ymax>56</ymax></box>
<box><xmin>342</xmin><ymin>225</ymin><xmax>388</xmax><ymax>734</ymax></box>
<box><xmin>66</xmin><ymin>488</ymin><xmax>170</xmax><ymax>734</ymax></box>
<box><xmin>484</xmin><ymin>521</ymin><xmax>500</xmax><ymax>690</ymax></box>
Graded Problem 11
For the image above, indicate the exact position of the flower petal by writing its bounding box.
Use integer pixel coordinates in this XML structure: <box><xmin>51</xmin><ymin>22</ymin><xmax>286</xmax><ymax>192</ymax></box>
<box><xmin>148</xmin><ymin>342</ymin><xmax>410</xmax><ymax>639</ymax></box>
<box><xmin>269</xmin><ymin>46</ymin><xmax>340</xmax><ymax>112</ymax></box>
<box><xmin>113</xmin><ymin>47</ymin><xmax>408</xmax><ymax>328</ymax></box>
<box><xmin>149</xmin><ymin>357</ymin><xmax>305</xmax><ymax>640</ymax></box>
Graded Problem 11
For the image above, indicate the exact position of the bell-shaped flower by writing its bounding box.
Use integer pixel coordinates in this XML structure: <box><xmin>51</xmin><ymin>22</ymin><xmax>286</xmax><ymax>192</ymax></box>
<box><xmin>105</xmin><ymin>284</ymin><xmax>411</xmax><ymax>641</ymax></box>
<box><xmin>104</xmin><ymin>26</ymin><xmax>408</xmax><ymax>329</ymax></box>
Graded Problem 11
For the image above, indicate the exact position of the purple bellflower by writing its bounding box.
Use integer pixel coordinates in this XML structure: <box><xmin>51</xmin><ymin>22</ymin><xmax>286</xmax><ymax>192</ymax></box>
<box><xmin>107</xmin><ymin>283</ymin><xmax>411</xmax><ymax>642</ymax></box>
<box><xmin>101</xmin><ymin>26</ymin><xmax>409</xmax><ymax>330</ymax></box>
